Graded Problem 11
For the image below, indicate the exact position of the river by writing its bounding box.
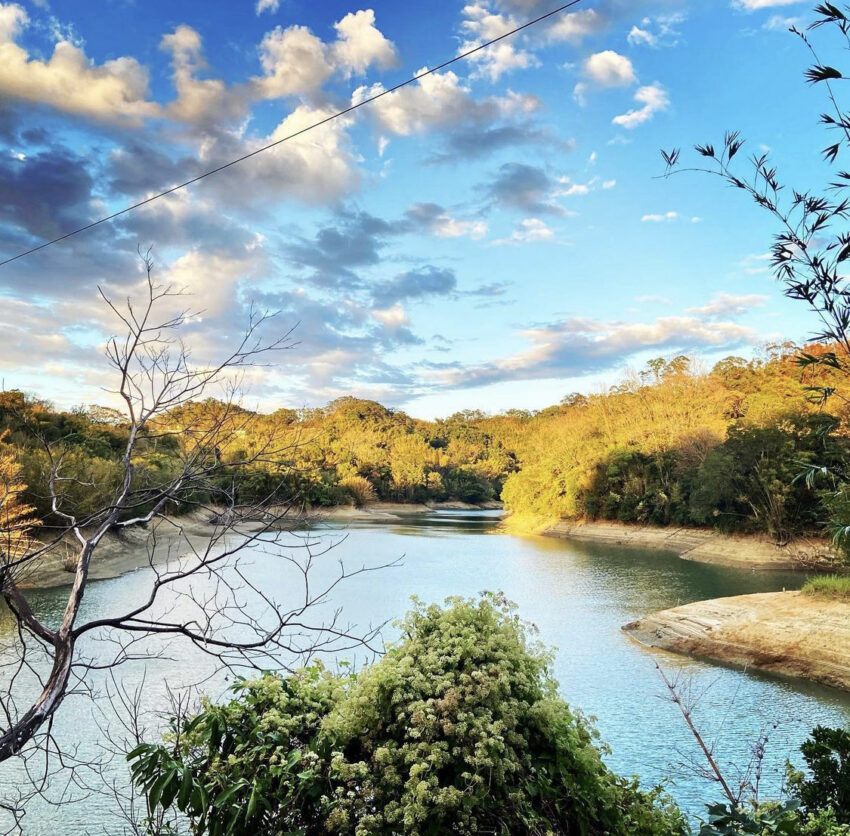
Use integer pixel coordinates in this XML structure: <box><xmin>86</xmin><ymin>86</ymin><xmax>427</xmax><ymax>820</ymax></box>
<box><xmin>9</xmin><ymin>509</ymin><xmax>850</xmax><ymax>833</ymax></box>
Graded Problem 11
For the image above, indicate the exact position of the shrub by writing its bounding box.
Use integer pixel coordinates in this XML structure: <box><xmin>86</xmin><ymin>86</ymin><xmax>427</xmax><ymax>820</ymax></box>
<box><xmin>794</xmin><ymin>726</ymin><xmax>850</xmax><ymax>825</ymax></box>
<box><xmin>130</xmin><ymin>595</ymin><xmax>686</xmax><ymax>836</ymax></box>
<box><xmin>339</xmin><ymin>475</ymin><xmax>376</xmax><ymax>507</ymax></box>
<box><xmin>802</xmin><ymin>576</ymin><xmax>850</xmax><ymax>602</ymax></box>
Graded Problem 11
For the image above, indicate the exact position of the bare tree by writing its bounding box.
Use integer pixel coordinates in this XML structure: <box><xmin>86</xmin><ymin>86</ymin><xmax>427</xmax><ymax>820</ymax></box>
<box><xmin>0</xmin><ymin>253</ymin><xmax>387</xmax><ymax>822</ymax></box>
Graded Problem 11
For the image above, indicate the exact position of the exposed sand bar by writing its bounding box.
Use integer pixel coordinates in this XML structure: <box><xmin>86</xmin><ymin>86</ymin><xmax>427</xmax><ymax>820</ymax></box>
<box><xmin>623</xmin><ymin>591</ymin><xmax>850</xmax><ymax>691</ymax></box>
<box><xmin>542</xmin><ymin>519</ymin><xmax>840</xmax><ymax>571</ymax></box>
<box><xmin>19</xmin><ymin>501</ymin><xmax>503</xmax><ymax>589</ymax></box>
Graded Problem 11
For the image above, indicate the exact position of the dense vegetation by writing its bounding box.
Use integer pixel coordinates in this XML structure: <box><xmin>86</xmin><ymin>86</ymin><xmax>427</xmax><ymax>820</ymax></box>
<box><xmin>3</xmin><ymin>342</ymin><xmax>850</xmax><ymax>548</ymax></box>
<box><xmin>0</xmin><ymin>389</ymin><xmax>514</xmax><ymax>523</ymax></box>
<box><xmin>498</xmin><ymin>346</ymin><xmax>850</xmax><ymax>545</ymax></box>
<box><xmin>129</xmin><ymin>595</ymin><xmax>687</xmax><ymax>836</ymax></box>
<box><xmin>130</xmin><ymin>596</ymin><xmax>850</xmax><ymax>836</ymax></box>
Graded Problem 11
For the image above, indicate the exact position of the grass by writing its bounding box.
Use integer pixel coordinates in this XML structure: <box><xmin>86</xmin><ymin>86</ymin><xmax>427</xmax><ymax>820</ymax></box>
<box><xmin>802</xmin><ymin>574</ymin><xmax>850</xmax><ymax>601</ymax></box>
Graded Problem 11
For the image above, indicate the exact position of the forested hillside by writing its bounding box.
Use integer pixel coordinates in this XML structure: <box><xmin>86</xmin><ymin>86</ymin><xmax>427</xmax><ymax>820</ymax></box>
<box><xmin>3</xmin><ymin>342</ymin><xmax>848</xmax><ymax>546</ymax></box>
<box><xmin>496</xmin><ymin>345</ymin><xmax>850</xmax><ymax>545</ymax></box>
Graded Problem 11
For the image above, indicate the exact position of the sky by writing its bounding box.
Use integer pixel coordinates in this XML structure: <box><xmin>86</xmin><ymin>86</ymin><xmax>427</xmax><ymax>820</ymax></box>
<box><xmin>0</xmin><ymin>0</ymin><xmax>835</xmax><ymax>418</ymax></box>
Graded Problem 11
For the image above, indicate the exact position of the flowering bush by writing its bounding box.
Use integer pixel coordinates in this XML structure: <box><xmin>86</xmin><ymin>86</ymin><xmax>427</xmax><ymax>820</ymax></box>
<box><xmin>130</xmin><ymin>594</ymin><xmax>685</xmax><ymax>835</ymax></box>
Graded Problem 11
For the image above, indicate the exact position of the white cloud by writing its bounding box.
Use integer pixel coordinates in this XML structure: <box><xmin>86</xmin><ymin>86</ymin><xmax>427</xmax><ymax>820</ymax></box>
<box><xmin>255</xmin><ymin>0</ymin><xmax>279</xmax><ymax>14</ymax></box>
<box><xmin>628</xmin><ymin>25</ymin><xmax>657</xmax><ymax>47</ymax></box>
<box><xmin>459</xmin><ymin>3</ymin><xmax>539</xmax><ymax>81</ymax></box>
<box><xmin>763</xmin><ymin>13</ymin><xmax>802</xmax><ymax>29</ymax></box>
<box><xmin>603</xmin><ymin>179</ymin><xmax>616</xmax><ymax>189</ymax></box>
<box><xmin>558</xmin><ymin>177</ymin><xmax>593</xmax><ymax>196</ymax></box>
<box><xmin>199</xmin><ymin>104</ymin><xmax>360</xmax><ymax>206</ymax></box>
<box><xmin>686</xmin><ymin>292</ymin><xmax>768</xmax><ymax>319</ymax></box>
<box><xmin>0</xmin><ymin>2</ymin><xmax>158</xmax><ymax>124</ymax></box>
<box><xmin>641</xmin><ymin>211</ymin><xmax>677</xmax><ymax>222</ymax></box>
<box><xmin>575</xmin><ymin>51</ymin><xmax>636</xmax><ymax>103</ymax></box>
<box><xmin>372</xmin><ymin>303</ymin><xmax>410</xmax><ymax>329</ymax></box>
<box><xmin>627</xmin><ymin>13</ymin><xmax>685</xmax><ymax>47</ymax></box>
<box><xmin>583</xmin><ymin>50</ymin><xmax>636</xmax><ymax>87</ymax></box>
<box><xmin>353</xmin><ymin>69</ymin><xmax>538</xmax><ymax>136</ymax></box>
<box><xmin>612</xmin><ymin>84</ymin><xmax>670</xmax><ymax>129</ymax></box>
<box><xmin>428</xmin><ymin>313</ymin><xmax>760</xmax><ymax>388</ymax></box>
<box><xmin>0</xmin><ymin>2</ymin><xmax>25</xmax><ymax>40</ymax></box>
<box><xmin>733</xmin><ymin>0</ymin><xmax>802</xmax><ymax>9</ymax></box>
<box><xmin>433</xmin><ymin>215</ymin><xmax>487</xmax><ymax>239</ymax></box>
<box><xmin>254</xmin><ymin>24</ymin><xmax>333</xmax><ymax>98</ymax></box>
<box><xmin>545</xmin><ymin>9</ymin><xmax>605</xmax><ymax>43</ymax></box>
<box><xmin>739</xmin><ymin>252</ymin><xmax>772</xmax><ymax>274</ymax></box>
<box><xmin>330</xmin><ymin>9</ymin><xmax>398</xmax><ymax>77</ymax></box>
<box><xmin>254</xmin><ymin>10</ymin><xmax>397</xmax><ymax>99</ymax></box>
<box><xmin>165</xmin><ymin>244</ymin><xmax>266</xmax><ymax>317</ymax></box>
<box><xmin>494</xmin><ymin>217</ymin><xmax>555</xmax><ymax>245</ymax></box>
<box><xmin>160</xmin><ymin>25</ymin><xmax>247</xmax><ymax>126</ymax></box>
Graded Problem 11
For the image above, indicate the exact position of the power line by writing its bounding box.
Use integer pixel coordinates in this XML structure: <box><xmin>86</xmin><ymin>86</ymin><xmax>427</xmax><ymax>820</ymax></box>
<box><xmin>0</xmin><ymin>0</ymin><xmax>585</xmax><ymax>269</ymax></box>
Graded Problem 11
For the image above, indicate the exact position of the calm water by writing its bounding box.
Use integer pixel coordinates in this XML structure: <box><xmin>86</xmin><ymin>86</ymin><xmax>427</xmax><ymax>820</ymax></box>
<box><xmin>9</xmin><ymin>510</ymin><xmax>850</xmax><ymax>833</ymax></box>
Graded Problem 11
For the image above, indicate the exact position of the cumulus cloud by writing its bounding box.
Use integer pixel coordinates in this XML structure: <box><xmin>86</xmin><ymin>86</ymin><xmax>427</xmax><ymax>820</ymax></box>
<box><xmin>331</xmin><ymin>9</ymin><xmax>398</xmax><ymax>77</ymax></box>
<box><xmin>493</xmin><ymin>217</ymin><xmax>554</xmax><ymax>245</ymax></box>
<box><xmin>583</xmin><ymin>50</ymin><xmax>636</xmax><ymax>86</ymax></box>
<box><xmin>574</xmin><ymin>50</ymin><xmax>636</xmax><ymax>104</ymax></box>
<box><xmin>160</xmin><ymin>25</ymin><xmax>248</xmax><ymax>127</ymax></box>
<box><xmin>197</xmin><ymin>104</ymin><xmax>360</xmax><ymax>208</ymax></box>
<box><xmin>164</xmin><ymin>244</ymin><xmax>267</xmax><ymax>317</ymax></box>
<box><xmin>426</xmin><ymin>312</ymin><xmax>760</xmax><ymax>388</ymax></box>
<box><xmin>253</xmin><ymin>24</ymin><xmax>332</xmax><ymax>99</ymax></box>
<box><xmin>255</xmin><ymin>0</ymin><xmax>279</xmax><ymax>15</ymax></box>
<box><xmin>353</xmin><ymin>69</ymin><xmax>539</xmax><ymax>136</ymax></box>
<box><xmin>0</xmin><ymin>2</ymin><xmax>158</xmax><ymax>124</ymax></box>
<box><xmin>612</xmin><ymin>84</ymin><xmax>670</xmax><ymax>128</ymax></box>
<box><xmin>459</xmin><ymin>3</ymin><xmax>538</xmax><ymax>81</ymax></box>
<box><xmin>686</xmin><ymin>292</ymin><xmax>768</xmax><ymax>319</ymax></box>
<box><xmin>545</xmin><ymin>8</ymin><xmax>607</xmax><ymax>43</ymax></box>
<box><xmin>254</xmin><ymin>10</ymin><xmax>396</xmax><ymax>100</ymax></box>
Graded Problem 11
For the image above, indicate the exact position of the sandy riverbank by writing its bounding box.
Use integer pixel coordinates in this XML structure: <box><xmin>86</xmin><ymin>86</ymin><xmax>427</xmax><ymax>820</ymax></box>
<box><xmin>623</xmin><ymin>590</ymin><xmax>850</xmax><ymax>691</ymax></box>
<box><xmin>17</xmin><ymin>514</ymin><xmax>243</xmax><ymax>590</ymax></box>
<box><xmin>306</xmin><ymin>500</ymin><xmax>502</xmax><ymax>522</ymax></box>
<box><xmin>538</xmin><ymin>519</ymin><xmax>840</xmax><ymax>571</ymax></box>
<box><xmin>17</xmin><ymin>501</ymin><xmax>502</xmax><ymax>590</ymax></box>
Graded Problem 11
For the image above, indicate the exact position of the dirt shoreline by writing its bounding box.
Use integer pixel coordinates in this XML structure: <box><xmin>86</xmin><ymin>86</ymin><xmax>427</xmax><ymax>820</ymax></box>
<box><xmin>18</xmin><ymin>501</ymin><xmax>502</xmax><ymax>590</ymax></box>
<box><xmin>540</xmin><ymin>519</ymin><xmax>841</xmax><ymax>571</ymax></box>
<box><xmin>623</xmin><ymin>590</ymin><xmax>850</xmax><ymax>691</ymax></box>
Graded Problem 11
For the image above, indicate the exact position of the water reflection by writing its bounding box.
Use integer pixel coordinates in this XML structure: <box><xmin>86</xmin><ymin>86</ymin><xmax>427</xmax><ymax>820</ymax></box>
<box><xmin>7</xmin><ymin>511</ymin><xmax>850</xmax><ymax>832</ymax></box>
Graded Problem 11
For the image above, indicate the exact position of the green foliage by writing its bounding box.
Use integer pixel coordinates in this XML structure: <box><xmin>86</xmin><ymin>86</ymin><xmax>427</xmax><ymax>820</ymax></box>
<box><xmin>500</xmin><ymin>351</ymin><xmax>850</xmax><ymax>545</ymax></box>
<box><xmin>802</xmin><ymin>575</ymin><xmax>850</xmax><ymax>601</ymax></box>
<box><xmin>698</xmin><ymin>800</ymin><xmax>802</xmax><ymax>835</ymax></box>
<box><xmin>130</xmin><ymin>595</ymin><xmax>686</xmax><ymax>836</ymax></box>
<box><xmin>794</xmin><ymin>726</ymin><xmax>850</xmax><ymax>824</ymax></box>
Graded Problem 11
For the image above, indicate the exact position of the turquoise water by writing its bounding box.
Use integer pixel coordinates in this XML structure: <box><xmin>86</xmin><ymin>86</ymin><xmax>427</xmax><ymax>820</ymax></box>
<box><xmin>9</xmin><ymin>510</ymin><xmax>850</xmax><ymax>833</ymax></box>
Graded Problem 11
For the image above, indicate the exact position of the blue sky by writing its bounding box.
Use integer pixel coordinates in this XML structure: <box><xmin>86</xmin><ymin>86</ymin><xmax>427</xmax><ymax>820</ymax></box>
<box><xmin>0</xmin><ymin>0</ymin><xmax>832</xmax><ymax>417</ymax></box>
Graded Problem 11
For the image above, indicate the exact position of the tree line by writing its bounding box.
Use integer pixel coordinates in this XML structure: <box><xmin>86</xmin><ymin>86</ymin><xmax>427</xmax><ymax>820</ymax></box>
<box><xmin>4</xmin><ymin>340</ymin><xmax>850</xmax><ymax>550</ymax></box>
